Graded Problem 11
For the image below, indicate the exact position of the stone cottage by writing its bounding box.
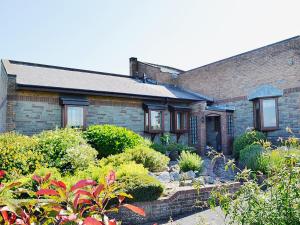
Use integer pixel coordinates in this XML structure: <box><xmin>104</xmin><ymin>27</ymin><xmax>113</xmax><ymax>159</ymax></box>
<box><xmin>1</xmin><ymin>36</ymin><xmax>300</xmax><ymax>154</ymax></box>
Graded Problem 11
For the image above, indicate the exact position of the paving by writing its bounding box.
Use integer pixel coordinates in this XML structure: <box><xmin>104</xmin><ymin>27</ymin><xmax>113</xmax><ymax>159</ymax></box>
<box><xmin>146</xmin><ymin>207</ymin><xmax>227</xmax><ymax>225</ymax></box>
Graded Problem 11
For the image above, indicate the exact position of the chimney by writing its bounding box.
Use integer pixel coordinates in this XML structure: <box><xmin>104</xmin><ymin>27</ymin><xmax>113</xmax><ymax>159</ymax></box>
<box><xmin>129</xmin><ymin>57</ymin><xmax>139</xmax><ymax>78</ymax></box>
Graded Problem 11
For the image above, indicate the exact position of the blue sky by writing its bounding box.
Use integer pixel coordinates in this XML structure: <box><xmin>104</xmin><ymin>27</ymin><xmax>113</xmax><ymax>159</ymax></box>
<box><xmin>1</xmin><ymin>0</ymin><xmax>300</xmax><ymax>74</ymax></box>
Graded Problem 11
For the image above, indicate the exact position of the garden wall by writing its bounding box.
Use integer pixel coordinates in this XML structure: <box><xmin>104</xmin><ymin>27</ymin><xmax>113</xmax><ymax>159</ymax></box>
<box><xmin>117</xmin><ymin>182</ymin><xmax>240</xmax><ymax>225</ymax></box>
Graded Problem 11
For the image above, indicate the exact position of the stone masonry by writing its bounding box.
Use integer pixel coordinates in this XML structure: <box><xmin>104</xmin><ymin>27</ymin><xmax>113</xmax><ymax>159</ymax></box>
<box><xmin>5</xmin><ymin>87</ymin><xmax>189</xmax><ymax>144</ymax></box>
<box><xmin>0</xmin><ymin>64</ymin><xmax>8</xmax><ymax>132</ymax></box>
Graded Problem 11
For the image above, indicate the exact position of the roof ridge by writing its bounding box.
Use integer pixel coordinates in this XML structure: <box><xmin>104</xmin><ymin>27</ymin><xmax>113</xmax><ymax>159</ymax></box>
<box><xmin>183</xmin><ymin>35</ymin><xmax>300</xmax><ymax>74</ymax></box>
<box><xmin>7</xmin><ymin>60</ymin><xmax>131</xmax><ymax>78</ymax></box>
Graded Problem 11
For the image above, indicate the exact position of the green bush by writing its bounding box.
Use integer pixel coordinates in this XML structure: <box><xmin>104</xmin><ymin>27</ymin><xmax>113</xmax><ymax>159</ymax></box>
<box><xmin>116</xmin><ymin>162</ymin><xmax>148</xmax><ymax>177</ymax></box>
<box><xmin>150</xmin><ymin>143</ymin><xmax>168</xmax><ymax>154</ymax></box>
<box><xmin>259</xmin><ymin>148</ymin><xmax>300</xmax><ymax>173</ymax></box>
<box><xmin>98</xmin><ymin>153</ymin><xmax>132</xmax><ymax>168</ymax></box>
<box><xmin>84</xmin><ymin>125</ymin><xmax>143</xmax><ymax>157</ymax></box>
<box><xmin>125</xmin><ymin>146</ymin><xmax>170</xmax><ymax>172</ymax></box>
<box><xmin>239</xmin><ymin>144</ymin><xmax>264</xmax><ymax>171</ymax></box>
<box><xmin>151</xmin><ymin>143</ymin><xmax>196</xmax><ymax>155</ymax></box>
<box><xmin>233</xmin><ymin>130</ymin><xmax>266</xmax><ymax>159</ymax></box>
<box><xmin>35</xmin><ymin>128</ymin><xmax>89</xmax><ymax>173</ymax></box>
<box><xmin>0</xmin><ymin>132</ymin><xmax>43</xmax><ymax>179</ymax></box>
<box><xmin>178</xmin><ymin>151</ymin><xmax>203</xmax><ymax>172</ymax></box>
<box><xmin>118</xmin><ymin>173</ymin><xmax>164</xmax><ymax>202</ymax></box>
<box><xmin>63</xmin><ymin>144</ymin><xmax>98</xmax><ymax>172</ymax></box>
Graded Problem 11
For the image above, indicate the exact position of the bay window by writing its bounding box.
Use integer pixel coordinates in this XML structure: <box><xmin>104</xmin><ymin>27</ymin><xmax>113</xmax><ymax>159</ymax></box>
<box><xmin>169</xmin><ymin>105</ymin><xmax>190</xmax><ymax>133</ymax></box>
<box><xmin>253</xmin><ymin>98</ymin><xmax>279</xmax><ymax>131</ymax></box>
<box><xmin>144</xmin><ymin>110</ymin><xmax>164</xmax><ymax>132</ymax></box>
<box><xmin>143</xmin><ymin>103</ymin><xmax>166</xmax><ymax>133</ymax></box>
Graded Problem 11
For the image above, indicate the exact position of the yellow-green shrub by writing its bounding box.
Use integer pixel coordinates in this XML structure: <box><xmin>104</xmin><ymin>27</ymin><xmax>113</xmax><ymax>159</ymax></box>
<box><xmin>124</xmin><ymin>146</ymin><xmax>170</xmax><ymax>172</ymax></box>
<box><xmin>35</xmin><ymin>128</ymin><xmax>93</xmax><ymax>173</ymax></box>
<box><xmin>0</xmin><ymin>132</ymin><xmax>43</xmax><ymax>179</ymax></box>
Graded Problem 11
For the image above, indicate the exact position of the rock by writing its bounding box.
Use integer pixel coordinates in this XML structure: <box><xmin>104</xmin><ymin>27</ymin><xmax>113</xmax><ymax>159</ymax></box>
<box><xmin>193</xmin><ymin>177</ymin><xmax>205</xmax><ymax>186</ymax></box>
<box><xmin>187</xmin><ymin>170</ymin><xmax>196</xmax><ymax>179</ymax></box>
<box><xmin>179</xmin><ymin>180</ymin><xmax>193</xmax><ymax>187</ymax></box>
<box><xmin>181</xmin><ymin>170</ymin><xmax>196</xmax><ymax>180</ymax></box>
<box><xmin>170</xmin><ymin>171</ymin><xmax>180</xmax><ymax>181</ymax></box>
<box><xmin>204</xmin><ymin>176</ymin><xmax>215</xmax><ymax>184</ymax></box>
<box><xmin>157</xmin><ymin>172</ymin><xmax>171</xmax><ymax>183</ymax></box>
<box><xmin>148</xmin><ymin>172</ymin><xmax>155</xmax><ymax>177</ymax></box>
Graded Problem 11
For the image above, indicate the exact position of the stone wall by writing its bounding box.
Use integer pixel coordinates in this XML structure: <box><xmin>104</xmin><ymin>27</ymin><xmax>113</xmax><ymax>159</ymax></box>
<box><xmin>0</xmin><ymin>64</ymin><xmax>8</xmax><ymax>132</ymax></box>
<box><xmin>5</xmin><ymin>90</ymin><xmax>189</xmax><ymax>144</ymax></box>
<box><xmin>116</xmin><ymin>182</ymin><xmax>240</xmax><ymax>225</ymax></box>
<box><xmin>216</xmin><ymin>89</ymin><xmax>300</xmax><ymax>139</ymax></box>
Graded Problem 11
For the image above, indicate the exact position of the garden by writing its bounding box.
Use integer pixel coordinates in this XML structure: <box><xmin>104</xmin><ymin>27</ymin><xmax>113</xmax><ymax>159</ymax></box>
<box><xmin>0</xmin><ymin>125</ymin><xmax>205</xmax><ymax>224</ymax></box>
<box><xmin>0</xmin><ymin>125</ymin><xmax>299</xmax><ymax>225</ymax></box>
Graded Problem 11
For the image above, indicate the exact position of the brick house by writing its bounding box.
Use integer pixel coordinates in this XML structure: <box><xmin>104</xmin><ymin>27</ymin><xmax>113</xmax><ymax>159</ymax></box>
<box><xmin>1</xmin><ymin>36</ymin><xmax>300</xmax><ymax>155</ymax></box>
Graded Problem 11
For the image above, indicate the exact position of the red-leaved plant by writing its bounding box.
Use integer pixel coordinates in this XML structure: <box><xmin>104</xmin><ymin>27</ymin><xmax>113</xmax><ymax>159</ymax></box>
<box><xmin>0</xmin><ymin>170</ymin><xmax>146</xmax><ymax>225</ymax></box>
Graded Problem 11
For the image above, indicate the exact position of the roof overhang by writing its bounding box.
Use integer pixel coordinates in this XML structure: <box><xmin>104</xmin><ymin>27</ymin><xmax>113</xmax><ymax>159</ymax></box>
<box><xmin>16</xmin><ymin>84</ymin><xmax>203</xmax><ymax>103</ymax></box>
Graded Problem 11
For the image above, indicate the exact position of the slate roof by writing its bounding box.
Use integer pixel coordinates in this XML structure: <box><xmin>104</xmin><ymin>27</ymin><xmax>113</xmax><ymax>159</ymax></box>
<box><xmin>248</xmin><ymin>84</ymin><xmax>283</xmax><ymax>100</ymax></box>
<box><xmin>2</xmin><ymin>60</ymin><xmax>209</xmax><ymax>101</ymax></box>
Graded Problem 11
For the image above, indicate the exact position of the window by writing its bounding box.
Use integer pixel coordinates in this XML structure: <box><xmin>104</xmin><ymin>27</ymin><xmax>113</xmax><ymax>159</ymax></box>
<box><xmin>144</xmin><ymin>110</ymin><xmax>164</xmax><ymax>133</ymax></box>
<box><xmin>227</xmin><ymin>114</ymin><xmax>234</xmax><ymax>136</ymax></box>
<box><xmin>190</xmin><ymin>116</ymin><xmax>198</xmax><ymax>145</ymax></box>
<box><xmin>66</xmin><ymin>106</ymin><xmax>84</xmax><ymax>128</ymax></box>
<box><xmin>170</xmin><ymin>111</ymin><xmax>189</xmax><ymax>133</ymax></box>
<box><xmin>60</xmin><ymin>96</ymin><xmax>88</xmax><ymax>129</ymax></box>
<box><xmin>253</xmin><ymin>98</ymin><xmax>278</xmax><ymax>131</ymax></box>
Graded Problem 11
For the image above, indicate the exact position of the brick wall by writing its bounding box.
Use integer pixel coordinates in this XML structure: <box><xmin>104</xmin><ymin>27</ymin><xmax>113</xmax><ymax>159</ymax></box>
<box><xmin>115</xmin><ymin>182</ymin><xmax>240</xmax><ymax>225</ymax></box>
<box><xmin>176</xmin><ymin>37</ymin><xmax>300</xmax><ymax>100</ymax></box>
<box><xmin>0</xmin><ymin>64</ymin><xmax>8</xmax><ymax>132</ymax></box>
<box><xmin>175</xmin><ymin>37</ymin><xmax>300</xmax><ymax>140</ymax></box>
<box><xmin>130</xmin><ymin>58</ymin><xmax>179</xmax><ymax>85</ymax></box>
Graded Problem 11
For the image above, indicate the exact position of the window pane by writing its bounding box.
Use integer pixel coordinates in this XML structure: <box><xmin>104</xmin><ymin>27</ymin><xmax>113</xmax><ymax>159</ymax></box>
<box><xmin>176</xmin><ymin>113</ymin><xmax>181</xmax><ymax>130</ymax></box>
<box><xmin>150</xmin><ymin>111</ymin><xmax>162</xmax><ymax>130</ymax></box>
<box><xmin>262</xmin><ymin>99</ymin><xmax>277</xmax><ymax>127</ymax></box>
<box><xmin>182</xmin><ymin>113</ymin><xmax>187</xmax><ymax>129</ymax></box>
<box><xmin>145</xmin><ymin>112</ymin><xmax>149</xmax><ymax>130</ymax></box>
<box><xmin>67</xmin><ymin>106</ymin><xmax>84</xmax><ymax>128</ymax></box>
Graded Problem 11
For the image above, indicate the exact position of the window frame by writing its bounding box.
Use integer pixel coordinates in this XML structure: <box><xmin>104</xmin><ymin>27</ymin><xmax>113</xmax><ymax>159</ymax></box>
<box><xmin>62</xmin><ymin>105</ymin><xmax>87</xmax><ymax>129</ymax></box>
<box><xmin>170</xmin><ymin>111</ymin><xmax>190</xmax><ymax>133</ymax></box>
<box><xmin>253</xmin><ymin>97</ymin><xmax>279</xmax><ymax>131</ymax></box>
<box><xmin>144</xmin><ymin>109</ymin><xmax>165</xmax><ymax>133</ymax></box>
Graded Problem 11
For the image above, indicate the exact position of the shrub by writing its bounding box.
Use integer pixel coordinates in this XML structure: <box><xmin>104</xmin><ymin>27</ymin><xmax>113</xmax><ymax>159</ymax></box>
<box><xmin>98</xmin><ymin>153</ymin><xmax>132</xmax><ymax>168</ymax></box>
<box><xmin>259</xmin><ymin>148</ymin><xmax>300</xmax><ymax>173</ymax></box>
<box><xmin>150</xmin><ymin>143</ymin><xmax>168</xmax><ymax>154</ymax></box>
<box><xmin>233</xmin><ymin>130</ymin><xmax>266</xmax><ymax>159</ymax></box>
<box><xmin>84</xmin><ymin>125</ymin><xmax>143</xmax><ymax>157</ymax></box>
<box><xmin>116</xmin><ymin>162</ymin><xmax>148</xmax><ymax>177</ymax></box>
<box><xmin>125</xmin><ymin>146</ymin><xmax>170</xmax><ymax>172</ymax></box>
<box><xmin>118</xmin><ymin>173</ymin><xmax>164</xmax><ymax>202</ymax></box>
<box><xmin>209</xmin><ymin>154</ymin><xmax>300</xmax><ymax>225</ymax></box>
<box><xmin>35</xmin><ymin>128</ymin><xmax>88</xmax><ymax>172</ymax></box>
<box><xmin>178</xmin><ymin>151</ymin><xmax>203</xmax><ymax>172</ymax></box>
<box><xmin>63</xmin><ymin>144</ymin><xmax>97</xmax><ymax>172</ymax></box>
<box><xmin>0</xmin><ymin>132</ymin><xmax>43</xmax><ymax>179</ymax></box>
<box><xmin>239</xmin><ymin>144</ymin><xmax>264</xmax><ymax>171</ymax></box>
